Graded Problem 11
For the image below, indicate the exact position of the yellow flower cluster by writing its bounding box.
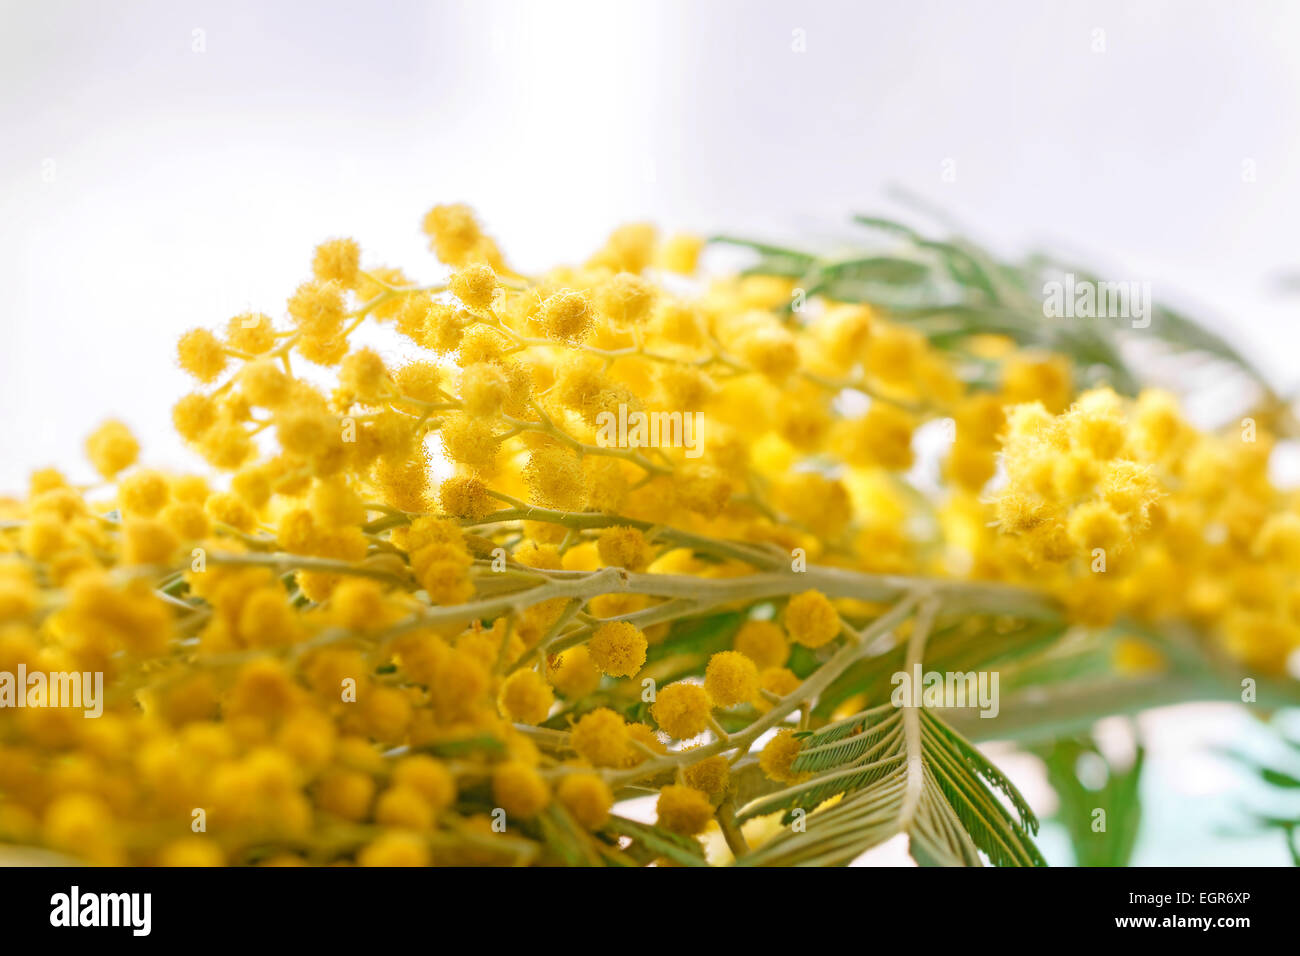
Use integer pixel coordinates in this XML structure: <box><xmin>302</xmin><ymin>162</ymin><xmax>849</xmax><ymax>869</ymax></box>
<box><xmin>0</xmin><ymin>202</ymin><xmax>1294</xmax><ymax>866</ymax></box>
<box><xmin>994</xmin><ymin>389</ymin><xmax>1162</xmax><ymax>563</ymax></box>
<box><xmin>975</xmin><ymin>388</ymin><xmax>1300</xmax><ymax>670</ymax></box>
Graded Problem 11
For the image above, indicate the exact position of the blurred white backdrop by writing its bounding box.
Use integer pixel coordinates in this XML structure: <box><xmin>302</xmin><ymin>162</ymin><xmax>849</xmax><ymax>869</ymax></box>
<box><xmin>2</xmin><ymin>0</ymin><xmax>1298</xmax><ymax>864</ymax></box>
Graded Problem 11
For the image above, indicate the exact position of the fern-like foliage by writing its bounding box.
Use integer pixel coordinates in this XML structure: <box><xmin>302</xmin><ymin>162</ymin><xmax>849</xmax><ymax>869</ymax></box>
<box><xmin>713</xmin><ymin>207</ymin><xmax>1279</xmax><ymax>414</ymax></box>
<box><xmin>734</xmin><ymin>702</ymin><xmax>1044</xmax><ymax>867</ymax></box>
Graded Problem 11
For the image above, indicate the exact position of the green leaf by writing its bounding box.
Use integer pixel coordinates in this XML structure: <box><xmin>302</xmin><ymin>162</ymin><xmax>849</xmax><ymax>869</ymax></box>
<box><xmin>415</xmin><ymin>734</ymin><xmax>506</xmax><ymax>759</ymax></box>
<box><xmin>727</xmin><ymin>211</ymin><xmax>1276</xmax><ymax>407</ymax></box>
<box><xmin>603</xmin><ymin>815</ymin><xmax>709</xmax><ymax>867</ymax></box>
<box><xmin>645</xmin><ymin>611</ymin><xmax>744</xmax><ymax>665</ymax></box>
<box><xmin>537</xmin><ymin>804</ymin><xmax>604</xmax><ymax>867</ymax></box>
<box><xmin>1034</xmin><ymin>735</ymin><xmax>1144</xmax><ymax>867</ymax></box>
<box><xmin>817</xmin><ymin>256</ymin><xmax>932</xmax><ymax>285</ymax></box>
<box><xmin>814</xmin><ymin>616</ymin><xmax>1067</xmax><ymax>719</ymax></box>
<box><xmin>734</xmin><ymin>704</ymin><xmax>1043</xmax><ymax>867</ymax></box>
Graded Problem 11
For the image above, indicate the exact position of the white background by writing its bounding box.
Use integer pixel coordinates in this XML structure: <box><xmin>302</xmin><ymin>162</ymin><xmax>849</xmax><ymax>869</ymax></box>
<box><xmin>2</xmin><ymin>0</ymin><xmax>1297</xmax><ymax>864</ymax></box>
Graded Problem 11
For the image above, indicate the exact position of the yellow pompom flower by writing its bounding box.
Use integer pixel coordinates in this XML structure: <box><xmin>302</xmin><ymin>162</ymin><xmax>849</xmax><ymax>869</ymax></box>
<box><xmin>375</xmin><ymin>785</ymin><xmax>435</xmax><ymax>830</ymax></box>
<box><xmin>239</xmin><ymin>359</ymin><xmax>292</xmax><ymax>408</ymax></box>
<box><xmin>450</xmin><ymin>263</ymin><xmax>499</xmax><ymax>311</ymax></box>
<box><xmin>655</xmin><ymin>784</ymin><xmax>713</xmax><ymax>836</ymax></box>
<box><xmin>339</xmin><ymin>348</ymin><xmax>391</xmax><ymax>403</ymax></box>
<box><xmin>226</xmin><ymin>312</ymin><xmax>276</xmax><ymax>354</ymax></box>
<box><xmin>316</xmin><ymin>769</ymin><xmax>376</xmax><ymax>822</ymax></box>
<box><xmin>733</xmin><ymin>619</ymin><xmax>789</xmax><ymax>670</ymax></box>
<box><xmin>498</xmin><ymin>669</ymin><xmax>555</xmax><ymax>725</ymax></box>
<box><xmin>569</xmin><ymin>707</ymin><xmax>630</xmax><ymax>767</ymax></box>
<box><xmin>330</xmin><ymin>578</ymin><xmax>386</xmax><ymax>631</ymax></box>
<box><xmin>550</xmin><ymin>646</ymin><xmax>602</xmax><ymax>700</ymax></box>
<box><xmin>121</xmin><ymin>518</ymin><xmax>180</xmax><ymax>566</ymax></box>
<box><xmin>358</xmin><ymin>832</ymin><xmax>430</xmax><ymax>867</ymax></box>
<box><xmin>85</xmin><ymin>420</ymin><xmax>140</xmax><ymax>479</ymax></box>
<box><xmin>1254</xmin><ymin>513</ymin><xmax>1300</xmax><ymax>563</ymax></box>
<box><xmin>590</xmin><ymin>222</ymin><xmax>657</xmax><ymax>273</ymax></box>
<box><xmin>651</xmin><ymin>681</ymin><xmax>712</xmax><ymax>739</ymax></box>
<box><xmin>523</xmin><ymin>447</ymin><xmax>586</xmax><ymax>510</ymax></box>
<box><xmin>837</xmin><ymin>403</ymin><xmax>916</xmax><ymax>471</ymax></box>
<box><xmin>287</xmin><ymin>279</ymin><xmax>346</xmax><ymax>339</ymax></box>
<box><xmin>117</xmin><ymin>469</ymin><xmax>169</xmax><ymax>516</ymax></box>
<box><xmin>757</xmin><ymin>667</ymin><xmax>802</xmax><ymax>706</ymax></box>
<box><xmin>172</xmin><ymin>393</ymin><xmax>218</xmax><ymax>441</ymax></box>
<box><xmin>457</xmin><ymin>362</ymin><xmax>508</xmax><ymax>416</ymax></box>
<box><xmin>157</xmin><ymin>836</ymin><xmax>225</xmax><ymax>867</ymax></box>
<box><xmin>307</xmin><ymin>477</ymin><xmax>366</xmax><ymax>529</ymax></box>
<box><xmin>595</xmin><ymin>272</ymin><xmax>655</xmax><ymax>326</ymax></box>
<box><xmin>392</xmin><ymin>756</ymin><xmax>457</xmax><ymax>812</ymax></box>
<box><xmin>423</xmin><ymin>202</ymin><xmax>506</xmax><ymax>270</ymax></box>
<box><xmin>704</xmin><ymin>650</ymin><xmax>759</xmax><ymax>708</ymax></box>
<box><xmin>587</xmin><ymin>621</ymin><xmax>648</xmax><ymax>678</ymax></box>
<box><xmin>653</xmin><ymin>300</ymin><xmax>706</xmax><ymax>346</ymax></box>
<box><xmin>177</xmin><ymin>328</ymin><xmax>228</xmax><ymax>383</ymax></box>
<box><xmin>440</xmin><ymin>413</ymin><xmax>502</xmax><ymax>473</ymax></box>
<box><xmin>759</xmin><ymin>729</ymin><xmax>806</xmax><ymax>783</ymax></box>
<box><xmin>738</xmin><ymin>325</ymin><xmax>799</xmax><ymax>381</ymax></box>
<box><xmin>538</xmin><ymin>290</ymin><xmax>596</xmax><ymax>343</ymax></box>
<box><xmin>312</xmin><ymin>238</ymin><xmax>361</xmax><ymax>289</ymax></box>
<box><xmin>1065</xmin><ymin>500</ymin><xmax>1128</xmax><ymax>553</ymax></box>
<box><xmin>556</xmin><ymin>774</ymin><xmax>614</xmax><ymax>830</ymax></box>
<box><xmin>682</xmin><ymin>754</ymin><xmax>730</xmax><ymax>795</ymax></box>
<box><xmin>596</xmin><ymin>526</ymin><xmax>654</xmax><ymax>572</ymax></box>
<box><xmin>1002</xmin><ymin>353</ymin><xmax>1072</xmax><ymax>413</ymax></box>
<box><xmin>783</xmin><ymin>590</ymin><xmax>840</xmax><ymax>648</ymax></box>
<box><xmin>658</xmin><ymin>233</ymin><xmax>704</xmax><ymax>275</ymax></box>
<box><xmin>439</xmin><ymin>475</ymin><xmax>494</xmax><ymax>519</ymax></box>
<box><xmin>492</xmin><ymin>761</ymin><xmax>550</xmax><ymax>819</ymax></box>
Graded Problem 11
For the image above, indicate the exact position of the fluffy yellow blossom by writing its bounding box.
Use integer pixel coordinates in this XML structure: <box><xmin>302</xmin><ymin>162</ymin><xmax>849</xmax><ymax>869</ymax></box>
<box><xmin>227</xmin><ymin>312</ymin><xmax>276</xmax><ymax>354</ymax></box>
<box><xmin>682</xmin><ymin>754</ymin><xmax>730</xmax><ymax>795</ymax></box>
<box><xmin>658</xmin><ymin>233</ymin><xmax>705</xmax><ymax>275</ymax></box>
<box><xmin>312</xmin><ymin>238</ymin><xmax>361</xmax><ymax>289</ymax></box>
<box><xmin>177</xmin><ymin>328</ymin><xmax>228</xmax><ymax>383</ymax></box>
<box><xmin>596</xmin><ymin>525</ymin><xmax>654</xmax><ymax>572</ymax></box>
<box><xmin>358</xmin><ymin>832</ymin><xmax>430</xmax><ymax>867</ymax></box>
<box><xmin>557</xmin><ymin>773</ymin><xmax>614</xmax><ymax>829</ymax></box>
<box><xmin>784</xmin><ymin>590</ymin><xmax>840</xmax><ymax>648</ymax></box>
<box><xmin>492</xmin><ymin>761</ymin><xmax>550</xmax><ymax>819</ymax></box>
<box><xmin>118</xmin><ymin>469</ymin><xmax>170</xmax><ymax>516</ymax></box>
<box><xmin>651</xmin><ymin>681</ymin><xmax>712</xmax><ymax>739</ymax></box>
<box><xmin>655</xmin><ymin>784</ymin><xmax>713</xmax><ymax>836</ymax></box>
<box><xmin>450</xmin><ymin>263</ymin><xmax>499</xmax><ymax>312</ymax></box>
<box><xmin>704</xmin><ymin>651</ymin><xmax>759</xmax><ymax>708</ymax></box>
<box><xmin>733</xmin><ymin>619</ymin><xmax>789</xmax><ymax>670</ymax></box>
<box><xmin>539</xmin><ymin>290</ymin><xmax>596</xmax><ymax>343</ymax></box>
<box><xmin>288</xmin><ymin>279</ymin><xmax>346</xmax><ymax>340</ymax></box>
<box><xmin>588</xmin><ymin>620</ymin><xmax>648</xmax><ymax>677</ymax></box>
<box><xmin>85</xmin><ymin>420</ymin><xmax>139</xmax><ymax>479</ymax></box>
<box><xmin>550</xmin><ymin>646</ymin><xmax>603</xmax><ymax>700</ymax></box>
<box><xmin>759</xmin><ymin>729</ymin><xmax>806</xmax><ymax>783</ymax></box>
<box><xmin>498</xmin><ymin>669</ymin><xmax>555</xmax><ymax>725</ymax></box>
<box><xmin>392</xmin><ymin>756</ymin><xmax>456</xmax><ymax>812</ymax></box>
<box><xmin>570</xmin><ymin>707</ymin><xmax>630</xmax><ymax>767</ymax></box>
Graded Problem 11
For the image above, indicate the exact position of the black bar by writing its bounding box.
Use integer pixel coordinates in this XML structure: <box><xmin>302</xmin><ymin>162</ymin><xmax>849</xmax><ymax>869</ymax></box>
<box><xmin>0</xmin><ymin>865</ymin><xmax>1281</xmax><ymax>942</ymax></box>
